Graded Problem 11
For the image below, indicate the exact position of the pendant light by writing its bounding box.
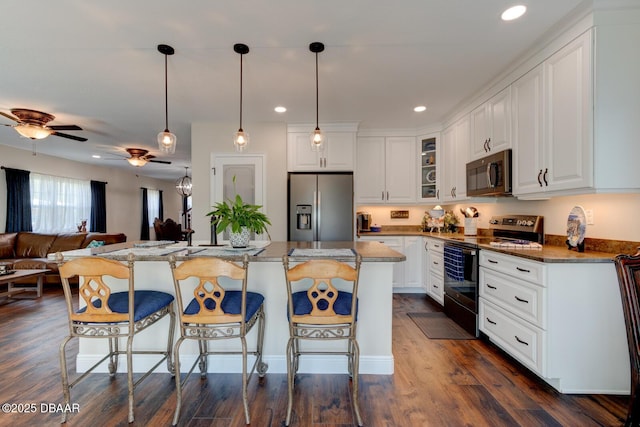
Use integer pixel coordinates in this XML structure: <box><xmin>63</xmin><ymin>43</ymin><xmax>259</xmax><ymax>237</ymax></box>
<box><xmin>175</xmin><ymin>166</ymin><xmax>192</xmax><ymax>197</ymax></box>
<box><xmin>309</xmin><ymin>42</ymin><xmax>325</xmax><ymax>151</ymax></box>
<box><xmin>233</xmin><ymin>43</ymin><xmax>250</xmax><ymax>152</ymax></box>
<box><xmin>157</xmin><ymin>44</ymin><xmax>177</xmax><ymax>154</ymax></box>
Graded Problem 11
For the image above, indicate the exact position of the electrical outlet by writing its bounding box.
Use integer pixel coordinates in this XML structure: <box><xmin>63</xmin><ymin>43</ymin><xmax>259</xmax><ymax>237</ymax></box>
<box><xmin>585</xmin><ymin>209</ymin><xmax>594</xmax><ymax>225</ymax></box>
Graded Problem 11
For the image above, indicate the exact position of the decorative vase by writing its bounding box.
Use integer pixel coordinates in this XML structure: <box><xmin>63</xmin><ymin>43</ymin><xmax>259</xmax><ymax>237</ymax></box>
<box><xmin>229</xmin><ymin>226</ymin><xmax>250</xmax><ymax>248</ymax></box>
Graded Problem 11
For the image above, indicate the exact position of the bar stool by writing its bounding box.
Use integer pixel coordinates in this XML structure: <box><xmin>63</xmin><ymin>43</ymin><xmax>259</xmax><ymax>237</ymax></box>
<box><xmin>282</xmin><ymin>254</ymin><xmax>363</xmax><ymax>426</ymax></box>
<box><xmin>168</xmin><ymin>254</ymin><xmax>267</xmax><ymax>425</ymax></box>
<box><xmin>57</xmin><ymin>253</ymin><xmax>176</xmax><ymax>423</ymax></box>
<box><xmin>615</xmin><ymin>248</ymin><xmax>640</xmax><ymax>426</ymax></box>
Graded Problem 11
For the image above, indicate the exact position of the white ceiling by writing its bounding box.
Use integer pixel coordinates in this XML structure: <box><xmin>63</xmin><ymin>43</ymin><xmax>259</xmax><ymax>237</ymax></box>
<box><xmin>0</xmin><ymin>0</ymin><xmax>587</xmax><ymax>181</ymax></box>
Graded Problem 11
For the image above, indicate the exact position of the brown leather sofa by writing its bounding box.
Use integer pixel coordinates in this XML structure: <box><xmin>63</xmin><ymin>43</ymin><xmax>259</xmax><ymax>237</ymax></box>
<box><xmin>0</xmin><ymin>232</ymin><xmax>127</xmax><ymax>285</ymax></box>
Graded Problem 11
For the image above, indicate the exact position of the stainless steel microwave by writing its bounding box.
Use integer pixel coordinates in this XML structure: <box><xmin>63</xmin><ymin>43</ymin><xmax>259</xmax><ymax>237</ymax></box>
<box><xmin>466</xmin><ymin>149</ymin><xmax>512</xmax><ymax>197</ymax></box>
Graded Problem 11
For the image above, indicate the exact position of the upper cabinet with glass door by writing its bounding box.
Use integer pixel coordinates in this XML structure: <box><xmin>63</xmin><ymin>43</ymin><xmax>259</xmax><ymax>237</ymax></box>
<box><xmin>419</xmin><ymin>135</ymin><xmax>438</xmax><ymax>201</ymax></box>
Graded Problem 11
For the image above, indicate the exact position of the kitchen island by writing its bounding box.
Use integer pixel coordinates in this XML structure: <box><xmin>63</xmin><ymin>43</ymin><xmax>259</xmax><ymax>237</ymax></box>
<box><xmin>56</xmin><ymin>240</ymin><xmax>405</xmax><ymax>375</ymax></box>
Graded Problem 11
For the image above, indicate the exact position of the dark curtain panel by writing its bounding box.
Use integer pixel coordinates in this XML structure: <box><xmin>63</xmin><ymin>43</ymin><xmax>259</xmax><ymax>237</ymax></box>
<box><xmin>90</xmin><ymin>180</ymin><xmax>107</xmax><ymax>232</ymax></box>
<box><xmin>3</xmin><ymin>167</ymin><xmax>32</xmax><ymax>232</ymax></box>
<box><xmin>159</xmin><ymin>190</ymin><xmax>164</xmax><ymax>221</ymax></box>
<box><xmin>140</xmin><ymin>188</ymin><xmax>149</xmax><ymax>240</ymax></box>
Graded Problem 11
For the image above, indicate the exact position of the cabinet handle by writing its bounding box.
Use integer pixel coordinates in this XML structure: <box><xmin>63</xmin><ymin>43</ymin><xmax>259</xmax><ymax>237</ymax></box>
<box><xmin>487</xmin><ymin>284</ymin><xmax>497</xmax><ymax>289</ymax></box>
<box><xmin>543</xmin><ymin>168</ymin><xmax>548</xmax><ymax>186</ymax></box>
<box><xmin>486</xmin><ymin>317</ymin><xmax>497</xmax><ymax>325</ymax></box>
<box><xmin>514</xmin><ymin>296</ymin><xmax>529</xmax><ymax>304</ymax></box>
<box><xmin>537</xmin><ymin>170</ymin><xmax>543</xmax><ymax>187</ymax></box>
<box><xmin>381</xmin><ymin>191</ymin><xmax>384</xmax><ymax>201</ymax></box>
<box><xmin>516</xmin><ymin>267</ymin><xmax>531</xmax><ymax>273</ymax></box>
<box><xmin>515</xmin><ymin>335</ymin><xmax>529</xmax><ymax>346</ymax></box>
<box><xmin>483</xmin><ymin>139</ymin><xmax>488</xmax><ymax>152</ymax></box>
<box><xmin>433</xmin><ymin>284</ymin><xmax>439</xmax><ymax>289</ymax></box>
<box><xmin>487</xmin><ymin>137</ymin><xmax>491</xmax><ymax>151</ymax></box>
<box><xmin>433</xmin><ymin>261</ymin><xmax>439</xmax><ymax>265</ymax></box>
<box><xmin>487</xmin><ymin>259</ymin><xmax>498</xmax><ymax>264</ymax></box>
<box><xmin>386</xmin><ymin>191</ymin><xmax>389</xmax><ymax>200</ymax></box>
<box><xmin>436</xmin><ymin>189</ymin><xmax>439</xmax><ymax>199</ymax></box>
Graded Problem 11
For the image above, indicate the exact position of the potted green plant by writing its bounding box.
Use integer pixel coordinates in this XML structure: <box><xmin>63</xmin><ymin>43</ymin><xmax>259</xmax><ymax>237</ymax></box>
<box><xmin>206</xmin><ymin>194</ymin><xmax>271</xmax><ymax>248</ymax></box>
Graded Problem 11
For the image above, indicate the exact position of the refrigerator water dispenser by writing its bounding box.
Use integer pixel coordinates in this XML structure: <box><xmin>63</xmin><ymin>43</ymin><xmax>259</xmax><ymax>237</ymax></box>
<box><xmin>296</xmin><ymin>204</ymin><xmax>312</xmax><ymax>230</ymax></box>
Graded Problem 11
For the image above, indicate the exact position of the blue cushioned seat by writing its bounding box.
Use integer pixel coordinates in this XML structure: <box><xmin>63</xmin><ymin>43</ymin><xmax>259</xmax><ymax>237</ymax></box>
<box><xmin>290</xmin><ymin>290</ymin><xmax>357</xmax><ymax>319</ymax></box>
<box><xmin>79</xmin><ymin>290</ymin><xmax>174</xmax><ymax>322</ymax></box>
<box><xmin>184</xmin><ymin>291</ymin><xmax>264</xmax><ymax>322</ymax></box>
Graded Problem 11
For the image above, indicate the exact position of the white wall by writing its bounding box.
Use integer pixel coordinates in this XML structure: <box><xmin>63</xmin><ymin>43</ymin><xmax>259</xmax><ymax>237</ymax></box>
<box><xmin>0</xmin><ymin>145</ymin><xmax>182</xmax><ymax>240</ymax></box>
<box><xmin>358</xmin><ymin>192</ymin><xmax>640</xmax><ymax>242</ymax></box>
<box><xmin>190</xmin><ymin>121</ymin><xmax>288</xmax><ymax>242</ymax></box>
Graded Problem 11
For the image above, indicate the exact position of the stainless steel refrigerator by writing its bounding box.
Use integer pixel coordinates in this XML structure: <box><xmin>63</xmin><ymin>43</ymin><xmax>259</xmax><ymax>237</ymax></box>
<box><xmin>288</xmin><ymin>172</ymin><xmax>354</xmax><ymax>241</ymax></box>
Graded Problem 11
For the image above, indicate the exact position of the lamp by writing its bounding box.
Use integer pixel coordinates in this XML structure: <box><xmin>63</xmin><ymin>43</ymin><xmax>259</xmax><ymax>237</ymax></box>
<box><xmin>233</xmin><ymin>43</ymin><xmax>250</xmax><ymax>152</ymax></box>
<box><xmin>157</xmin><ymin>44</ymin><xmax>177</xmax><ymax>154</ymax></box>
<box><xmin>309</xmin><ymin>42</ymin><xmax>325</xmax><ymax>151</ymax></box>
<box><xmin>127</xmin><ymin>157</ymin><xmax>148</xmax><ymax>167</ymax></box>
<box><xmin>14</xmin><ymin>123</ymin><xmax>53</xmax><ymax>140</ymax></box>
<box><xmin>175</xmin><ymin>167</ymin><xmax>192</xmax><ymax>197</ymax></box>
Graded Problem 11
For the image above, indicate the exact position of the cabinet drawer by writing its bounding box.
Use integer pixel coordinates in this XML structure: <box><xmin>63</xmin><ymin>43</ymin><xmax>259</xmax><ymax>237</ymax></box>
<box><xmin>427</xmin><ymin>239</ymin><xmax>444</xmax><ymax>252</ymax></box>
<box><xmin>480</xmin><ymin>250</ymin><xmax>545</xmax><ymax>285</ymax></box>
<box><xmin>428</xmin><ymin>251</ymin><xmax>444</xmax><ymax>274</ymax></box>
<box><xmin>429</xmin><ymin>271</ymin><xmax>444</xmax><ymax>305</ymax></box>
<box><xmin>480</xmin><ymin>268</ymin><xmax>545</xmax><ymax>329</ymax></box>
<box><xmin>480</xmin><ymin>299</ymin><xmax>545</xmax><ymax>375</ymax></box>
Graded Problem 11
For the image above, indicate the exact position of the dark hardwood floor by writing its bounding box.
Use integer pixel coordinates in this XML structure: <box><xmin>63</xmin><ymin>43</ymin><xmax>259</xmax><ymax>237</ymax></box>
<box><xmin>0</xmin><ymin>288</ymin><xmax>629</xmax><ymax>426</ymax></box>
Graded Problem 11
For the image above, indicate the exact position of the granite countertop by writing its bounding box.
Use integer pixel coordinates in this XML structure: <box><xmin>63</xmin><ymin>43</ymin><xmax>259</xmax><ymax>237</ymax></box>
<box><xmin>54</xmin><ymin>240</ymin><xmax>406</xmax><ymax>263</ymax></box>
<box><xmin>359</xmin><ymin>229</ymin><xmax>628</xmax><ymax>264</ymax></box>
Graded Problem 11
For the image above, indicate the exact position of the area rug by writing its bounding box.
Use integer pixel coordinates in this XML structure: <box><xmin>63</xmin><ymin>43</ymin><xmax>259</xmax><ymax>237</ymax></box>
<box><xmin>407</xmin><ymin>312</ymin><xmax>475</xmax><ymax>340</ymax></box>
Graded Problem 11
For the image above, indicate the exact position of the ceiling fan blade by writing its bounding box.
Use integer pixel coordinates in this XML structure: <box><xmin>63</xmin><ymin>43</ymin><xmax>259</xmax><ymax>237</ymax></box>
<box><xmin>149</xmin><ymin>159</ymin><xmax>172</xmax><ymax>164</ymax></box>
<box><xmin>0</xmin><ymin>111</ymin><xmax>19</xmax><ymax>122</ymax></box>
<box><xmin>49</xmin><ymin>124</ymin><xmax>83</xmax><ymax>131</ymax></box>
<box><xmin>51</xmin><ymin>132</ymin><xmax>87</xmax><ymax>142</ymax></box>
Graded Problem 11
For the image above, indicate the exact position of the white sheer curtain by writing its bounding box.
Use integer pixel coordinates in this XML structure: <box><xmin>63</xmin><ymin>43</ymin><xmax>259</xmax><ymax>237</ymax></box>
<box><xmin>30</xmin><ymin>173</ymin><xmax>91</xmax><ymax>233</ymax></box>
<box><xmin>147</xmin><ymin>189</ymin><xmax>160</xmax><ymax>226</ymax></box>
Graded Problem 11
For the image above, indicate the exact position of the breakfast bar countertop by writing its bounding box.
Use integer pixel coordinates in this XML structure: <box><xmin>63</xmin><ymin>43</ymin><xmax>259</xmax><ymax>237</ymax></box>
<box><xmin>53</xmin><ymin>240</ymin><xmax>407</xmax><ymax>263</ymax></box>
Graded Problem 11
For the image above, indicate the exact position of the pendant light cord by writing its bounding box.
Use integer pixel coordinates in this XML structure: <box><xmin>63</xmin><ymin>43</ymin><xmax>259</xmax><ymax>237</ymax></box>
<box><xmin>239</xmin><ymin>53</ymin><xmax>244</xmax><ymax>130</ymax></box>
<box><xmin>164</xmin><ymin>53</ymin><xmax>169</xmax><ymax>131</ymax></box>
<box><xmin>315</xmin><ymin>51</ymin><xmax>319</xmax><ymax>128</ymax></box>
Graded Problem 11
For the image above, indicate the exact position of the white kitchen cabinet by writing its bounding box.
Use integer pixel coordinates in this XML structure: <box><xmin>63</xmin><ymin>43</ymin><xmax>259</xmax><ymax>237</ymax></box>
<box><xmin>470</xmin><ymin>87</ymin><xmax>511</xmax><ymax>160</ymax></box>
<box><xmin>355</xmin><ymin>136</ymin><xmax>416</xmax><ymax>204</ymax></box>
<box><xmin>479</xmin><ymin>249</ymin><xmax>629</xmax><ymax>393</ymax></box>
<box><xmin>424</xmin><ymin>238</ymin><xmax>444</xmax><ymax>305</ymax></box>
<box><xmin>419</xmin><ymin>134</ymin><xmax>439</xmax><ymax>201</ymax></box>
<box><xmin>287</xmin><ymin>128</ymin><xmax>356</xmax><ymax>172</ymax></box>
<box><xmin>441</xmin><ymin>116</ymin><xmax>469</xmax><ymax>202</ymax></box>
<box><xmin>358</xmin><ymin>235</ymin><xmax>423</xmax><ymax>292</ymax></box>
<box><xmin>512</xmin><ymin>30</ymin><xmax>592</xmax><ymax>197</ymax></box>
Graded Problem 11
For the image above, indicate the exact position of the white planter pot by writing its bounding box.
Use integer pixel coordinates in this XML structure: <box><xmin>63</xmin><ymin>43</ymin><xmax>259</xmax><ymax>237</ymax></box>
<box><xmin>229</xmin><ymin>226</ymin><xmax>250</xmax><ymax>248</ymax></box>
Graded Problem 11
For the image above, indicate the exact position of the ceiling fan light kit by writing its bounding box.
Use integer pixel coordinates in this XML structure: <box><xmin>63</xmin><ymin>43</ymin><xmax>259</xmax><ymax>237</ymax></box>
<box><xmin>1</xmin><ymin>108</ymin><xmax>87</xmax><ymax>142</ymax></box>
<box><xmin>233</xmin><ymin>43</ymin><xmax>250</xmax><ymax>152</ymax></box>
<box><xmin>157</xmin><ymin>44</ymin><xmax>177</xmax><ymax>155</ymax></box>
<box><xmin>124</xmin><ymin>147</ymin><xmax>170</xmax><ymax>167</ymax></box>
<box><xmin>309</xmin><ymin>42</ymin><xmax>325</xmax><ymax>152</ymax></box>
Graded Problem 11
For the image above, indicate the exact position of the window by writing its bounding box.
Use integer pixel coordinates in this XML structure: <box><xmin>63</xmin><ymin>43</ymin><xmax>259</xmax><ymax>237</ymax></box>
<box><xmin>30</xmin><ymin>173</ymin><xmax>91</xmax><ymax>233</ymax></box>
<box><xmin>147</xmin><ymin>189</ymin><xmax>160</xmax><ymax>226</ymax></box>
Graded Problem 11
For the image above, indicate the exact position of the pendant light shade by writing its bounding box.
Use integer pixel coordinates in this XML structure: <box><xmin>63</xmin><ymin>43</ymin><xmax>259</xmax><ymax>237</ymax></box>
<box><xmin>233</xmin><ymin>43</ymin><xmax>250</xmax><ymax>152</ymax></box>
<box><xmin>175</xmin><ymin>167</ymin><xmax>192</xmax><ymax>197</ymax></box>
<box><xmin>309</xmin><ymin>42</ymin><xmax>325</xmax><ymax>151</ymax></box>
<box><xmin>157</xmin><ymin>44</ymin><xmax>177</xmax><ymax>154</ymax></box>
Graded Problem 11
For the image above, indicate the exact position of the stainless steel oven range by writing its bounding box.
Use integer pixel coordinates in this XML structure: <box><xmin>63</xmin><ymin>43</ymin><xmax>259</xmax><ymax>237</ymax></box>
<box><xmin>442</xmin><ymin>214</ymin><xmax>544</xmax><ymax>337</ymax></box>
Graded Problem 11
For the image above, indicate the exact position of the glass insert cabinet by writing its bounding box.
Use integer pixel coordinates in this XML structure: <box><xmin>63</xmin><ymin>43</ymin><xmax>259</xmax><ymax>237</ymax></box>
<box><xmin>420</xmin><ymin>136</ymin><xmax>438</xmax><ymax>200</ymax></box>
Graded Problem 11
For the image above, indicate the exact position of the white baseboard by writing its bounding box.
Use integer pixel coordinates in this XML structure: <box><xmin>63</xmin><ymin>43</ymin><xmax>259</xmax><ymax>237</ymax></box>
<box><xmin>76</xmin><ymin>353</ymin><xmax>394</xmax><ymax>375</ymax></box>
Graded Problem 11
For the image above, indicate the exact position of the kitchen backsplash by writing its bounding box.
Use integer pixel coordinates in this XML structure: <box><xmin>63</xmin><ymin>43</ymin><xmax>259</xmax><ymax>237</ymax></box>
<box><xmin>357</xmin><ymin>192</ymin><xmax>640</xmax><ymax>244</ymax></box>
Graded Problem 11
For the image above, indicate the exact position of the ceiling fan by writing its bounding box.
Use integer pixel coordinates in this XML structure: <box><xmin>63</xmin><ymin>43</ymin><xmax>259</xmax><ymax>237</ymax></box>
<box><xmin>0</xmin><ymin>108</ymin><xmax>87</xmax><ymax>142</ymax></box>
<box><xmin>123</xmin><ymin>148</ymin><xmax>171</xmax><ymax>167</ymax></box>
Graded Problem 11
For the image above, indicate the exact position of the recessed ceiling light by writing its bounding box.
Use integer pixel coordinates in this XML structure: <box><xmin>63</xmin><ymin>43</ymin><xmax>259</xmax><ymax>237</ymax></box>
<box><xmin>501</xmin><ymin>5</ymin><xmax>527</xmax><ymax>21</ymax></box>
<box><xmin>92</xmin><ymin>154</ymin><xmax>101</xmax><ymax>159</ymax></box>
<box><xmin>274</xmin><ymin>106</ymin><xmax>287</xmax><ymax>113</ymax></box>
<box><xmin>414</xmin><ymin>105</ymin><xmax>427</xmax><ymax>112</ymax></box>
